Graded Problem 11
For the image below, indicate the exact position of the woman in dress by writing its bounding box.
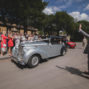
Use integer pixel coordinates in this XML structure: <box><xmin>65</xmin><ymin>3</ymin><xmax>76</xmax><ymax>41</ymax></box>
<box><xmin>1</xmin><ymin>33</ymin><xmax>7</xmax><ymax>56</ymax></box>
<box><xmin>8</xmin><ymin>32</ymin><xmax>14</xmax><ymax>56</ymax></box>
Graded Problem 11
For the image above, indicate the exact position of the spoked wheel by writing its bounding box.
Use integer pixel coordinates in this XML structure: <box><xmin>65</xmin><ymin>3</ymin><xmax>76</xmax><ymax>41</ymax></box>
<box><xmin>27</xmin><ymin>55</ymin><xmax>40</xmax><ymax>68</ymax></box>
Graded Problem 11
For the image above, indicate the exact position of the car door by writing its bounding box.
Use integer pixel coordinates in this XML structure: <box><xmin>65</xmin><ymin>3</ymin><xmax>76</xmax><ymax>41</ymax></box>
<box><xmin>47</xmin><ymin>38</ymin><xmax>62</xmax><ymax>57</ymax></box>
<box><xmin>40</xmin><ymin>41</ymin><xmax>58</xmax><ymax>58</ymax></box>
<box><xmin>40</xmin><ymin>38</ymin><xmax>63</xmax><ymax>58</ymax></box>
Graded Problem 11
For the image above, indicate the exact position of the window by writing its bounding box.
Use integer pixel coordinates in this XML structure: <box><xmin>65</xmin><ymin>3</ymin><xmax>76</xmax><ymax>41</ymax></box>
<box><xmin>42</xmin><ymin>40</ymin><xmax>49</xmax><ymax>44</ymax></box>
<box><xmin>51</xmin><ymin>38</ymin><xmax>60</xmax><ymax>45</ymax></box>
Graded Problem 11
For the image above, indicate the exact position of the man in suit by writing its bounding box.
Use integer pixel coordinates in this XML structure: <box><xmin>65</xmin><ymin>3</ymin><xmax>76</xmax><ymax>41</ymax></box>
<box><xmin>79</xmin><ymin>24</ymin><xmax>89</xmax><ymax>74</ymax></box>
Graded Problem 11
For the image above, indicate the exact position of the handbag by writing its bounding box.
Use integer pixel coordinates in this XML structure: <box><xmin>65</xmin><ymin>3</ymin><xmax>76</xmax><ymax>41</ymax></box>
<box><xmin>2</xmin><ymin>38</ymin><xmax>7</xmax><ymax>52</ymax></box>
<box><xmin>2</xmin><ymin>47</ymin><xmax>6</xmax><ymax>52</ymax></box>
<box><xmin>3</xmin><ymin>44</ymin><xmax>6</xmax><ymax>47</ymax></box>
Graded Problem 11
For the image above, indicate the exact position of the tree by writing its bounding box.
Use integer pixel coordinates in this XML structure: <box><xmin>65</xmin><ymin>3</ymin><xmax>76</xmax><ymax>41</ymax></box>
<box><xmin>42</xmin><ymin>14</ymin><xmax>56</xmax><ymax>35</ymax></box>
<box><xmin>0</xmin><ymin>0</ymin><xmax>48</xmax><ymax>31</ymax></box>
<box><xmin>55</xmin><ymin>11</ymin><xmax>75</xmax><ymax>35</ymax></box>
<box><xmin>42</xmin><ymin>11</ymin><xmax>75</xmax><ymax>36</ymax></box>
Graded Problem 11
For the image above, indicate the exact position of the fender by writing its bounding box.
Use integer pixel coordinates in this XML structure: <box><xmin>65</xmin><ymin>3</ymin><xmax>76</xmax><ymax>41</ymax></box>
<box><xmin>23</xmin><ymin>48</ymin><xmax>48</xmax><ymax>64</ymax></box>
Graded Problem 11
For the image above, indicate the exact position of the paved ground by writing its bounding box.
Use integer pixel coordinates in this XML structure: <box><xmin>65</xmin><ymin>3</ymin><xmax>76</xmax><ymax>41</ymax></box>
<box><xmin>0</xmin><ymin>53</ymin><xmax>10</xmax><ymax>60</ymax></box>
<box><xmin>0</xmin><ymin>43</ymin><xmax>89</xmax><ymax>89</ymax></box>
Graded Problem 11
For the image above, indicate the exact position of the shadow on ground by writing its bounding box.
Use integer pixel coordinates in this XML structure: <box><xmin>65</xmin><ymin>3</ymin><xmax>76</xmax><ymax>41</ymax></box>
<box><xmin>10</xmin><ymin>55</ymin><xmax>63</xmax><ymax>69</ymax></box>
<box><xmin>11</xmin><ymin>60</ymin><xmax>28</xmax><ymax>69</ymax></box>
<box><xmin>56</xmin><ymin>66</ymin><xmax>89</xmax><ymax>79</ymax></box>
<box><xmin>11</xmin><ymin>59</ymin><xmax>49</xmax><ymax>69</ymax></box>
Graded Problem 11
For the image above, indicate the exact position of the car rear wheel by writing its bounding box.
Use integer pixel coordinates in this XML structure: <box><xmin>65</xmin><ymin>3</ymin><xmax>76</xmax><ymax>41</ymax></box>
<box><xmin>61</xmin><ymin>47</ymin><xmax>66</xmax><ymax>56</ymax></box>
<box><xmin>27</xmin><ymin>55</ymin><xmax>40</xmax><ymax>68</ymax></box>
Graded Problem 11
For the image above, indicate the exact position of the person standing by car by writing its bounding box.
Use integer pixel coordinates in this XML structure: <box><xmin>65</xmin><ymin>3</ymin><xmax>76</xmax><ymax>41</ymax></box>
<box><xmin>28</xmin><ymin>34</ymin><xmax>34</xmax><ymax>41</ymax></box>
<box><xmin>20</xmin><ymin>33</ymin><xmax>26</xmax><ymax>42</ymax></box>
<box><xmin>0</xmin><ymin>32</ymin><xmax>2</xmax><ymax>53</ymax></box>
<box><xmin>14</xmin><ymin>33</ymin><xmax>21</xmax><ymax>47</ymax></box>
<box><xmin>8</xmin><ymin>32</ymin><xmax>14</xmax><ymax>56</ymax></box>
<box><xmin>1</xmin><ymin>33</ymin><xmax>7</xmax><ymax>56</ymax></box>
<box><xmin>79</xmin><ymin>24</ymin><xmax>89</xmax><ymax>74</ymax></box>
<box><xmin>82</xmin><ymin>36</ymin><xmax>87</xmax><ymax>49</ymax></box>
<box><xmin>33</xmin><ymin>33</ymin><xmax>38</xmax><ymax>41</ymax></box>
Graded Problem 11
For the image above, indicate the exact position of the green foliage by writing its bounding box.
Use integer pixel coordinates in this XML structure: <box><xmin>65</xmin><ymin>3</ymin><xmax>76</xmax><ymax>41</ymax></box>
<box><xmin>0</xmin><ymin>0</ymin><xmax>89</xmax><ymax>42</ymax></box>
<box><xmin>42</xmin><ymin>11</ymin><xmax>75</xmax><ymax>36</ymax></box>
<box><xmin>55</xmin><ymin>12</ymin><xmax>75</xmax><ymax>34</ymax></box>
<box><xmin>78</xmin><ymin>20</ymin><xmax>89</xmax><ymax>33</ymax></box>
<box><xmin>0</xmin><ymin>0</ymin><xmax>47</xmax><ymax>27</ymax></box>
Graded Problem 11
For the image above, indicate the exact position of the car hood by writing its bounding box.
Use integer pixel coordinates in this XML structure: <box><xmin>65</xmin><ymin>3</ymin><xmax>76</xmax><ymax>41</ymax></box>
<box><xmin>20</xmin><ymin>41</ymin><xmax>47</xmax><ymax>47</ymax></box>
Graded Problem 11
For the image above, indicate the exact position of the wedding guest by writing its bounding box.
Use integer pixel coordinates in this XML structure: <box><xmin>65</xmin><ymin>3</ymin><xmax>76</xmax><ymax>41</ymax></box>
<box><xmin>1</xmin><ymin>33</ymin><xmax>7</xmax><ymax>56</ymax></box>
<box><xmin>8</xmin><ymin>32</ymin><xmax>14</xmax><ymax>56</ymax></box>
<box><xmin>79</xmin><ymin>24</ymin><xmax>89</xmax><ymax>74</ymax></box>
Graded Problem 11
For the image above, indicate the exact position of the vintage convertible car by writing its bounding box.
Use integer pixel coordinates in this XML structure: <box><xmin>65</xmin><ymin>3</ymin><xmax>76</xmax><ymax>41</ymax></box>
<box><xmin>12</xmin><ymin>36</ymin><xmax>67</xmax><ymax>68</ymax></box>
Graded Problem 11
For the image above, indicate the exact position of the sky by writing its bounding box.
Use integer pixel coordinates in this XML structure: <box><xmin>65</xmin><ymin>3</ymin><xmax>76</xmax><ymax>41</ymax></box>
<box><xmin>43</xmin><ymin>0</ymin><xmax>89</xmax><ymax>21</ymax></box>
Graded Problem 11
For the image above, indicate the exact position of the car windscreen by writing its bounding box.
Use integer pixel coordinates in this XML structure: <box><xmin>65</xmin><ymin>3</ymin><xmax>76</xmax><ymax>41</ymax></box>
<box><xmin>21</xmin><ymin>40</ymin><xmax>49</xmax><ymax>45</ymax></box>
<box><xmin>50</xmin><ymin>38</ymin><xmax>62</xmax><ymax>44</ymax></box>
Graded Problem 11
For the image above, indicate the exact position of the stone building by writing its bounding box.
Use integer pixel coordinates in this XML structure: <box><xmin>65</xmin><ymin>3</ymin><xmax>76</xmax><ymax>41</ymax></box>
<box><xmin>0</xmin><ymin>21</ymin><xmax>38</xmax><ymax>35</ymax></box>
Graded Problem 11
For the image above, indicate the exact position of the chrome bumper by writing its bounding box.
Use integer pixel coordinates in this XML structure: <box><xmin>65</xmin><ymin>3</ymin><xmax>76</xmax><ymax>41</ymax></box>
<box><xmin>11</xmin><ymin>56</ymin><xmax>25</xmax><ymax>65</ymax></box>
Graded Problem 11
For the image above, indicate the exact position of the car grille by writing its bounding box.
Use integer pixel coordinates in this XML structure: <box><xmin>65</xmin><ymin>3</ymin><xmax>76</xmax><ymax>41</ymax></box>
<box><xmin>18</xmin><ymin>45</ymin><xmax>23</xmax><ymax>56</ymax></box>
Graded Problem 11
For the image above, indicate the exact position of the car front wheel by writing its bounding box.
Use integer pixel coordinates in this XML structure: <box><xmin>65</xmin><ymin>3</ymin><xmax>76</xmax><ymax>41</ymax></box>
<box><xmin>27</xmin><ymin>55</ymin><xmax>40</xmax><ymax>68</ymax></box>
